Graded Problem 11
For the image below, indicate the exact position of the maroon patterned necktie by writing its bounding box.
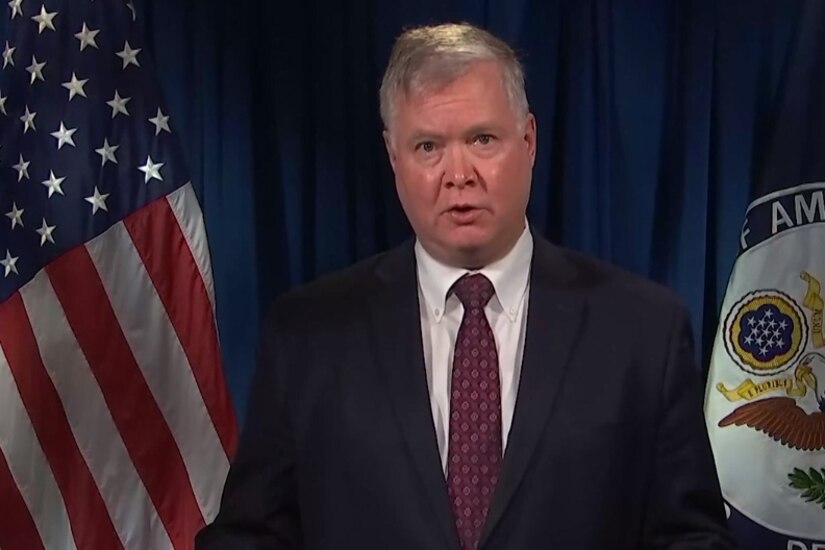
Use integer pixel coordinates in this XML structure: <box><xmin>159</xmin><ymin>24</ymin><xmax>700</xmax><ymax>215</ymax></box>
<box><xmin>447</xmin><ymin>273</ymin><xmax>502</xmax><ymax>550</ymax></box>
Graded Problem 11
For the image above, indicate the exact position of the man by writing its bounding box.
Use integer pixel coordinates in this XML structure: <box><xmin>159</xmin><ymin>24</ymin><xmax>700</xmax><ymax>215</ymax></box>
<box><xmin>196</xmin><ymin>23</ymin><xmax>735</xmax><ymax>549</ymax></box>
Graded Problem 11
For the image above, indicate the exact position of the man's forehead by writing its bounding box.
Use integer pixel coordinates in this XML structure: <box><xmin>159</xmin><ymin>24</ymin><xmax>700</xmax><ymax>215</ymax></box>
<box><xmin>395</xmin><ymin>105</ymin><xmax>502</xmax><ymax>138</ymax></box>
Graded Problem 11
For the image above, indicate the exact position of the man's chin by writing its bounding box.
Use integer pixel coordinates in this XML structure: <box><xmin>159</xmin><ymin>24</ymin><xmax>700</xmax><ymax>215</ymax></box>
<box><xmin>445</xmin><ymin>230</ymin><xmax>490</xmax><ymax>254</ymax></box>
<box><xmin>438</xmin><ymin>236</ymin><xmax>497</xmax><ymax>268</ymax></box>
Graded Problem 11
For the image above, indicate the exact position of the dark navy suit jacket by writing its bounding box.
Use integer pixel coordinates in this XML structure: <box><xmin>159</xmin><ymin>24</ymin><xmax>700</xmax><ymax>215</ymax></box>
<box><xmin>196</xmin><ymin>233</ymin><xmax>736</xmax><ymax>549</ymax></box>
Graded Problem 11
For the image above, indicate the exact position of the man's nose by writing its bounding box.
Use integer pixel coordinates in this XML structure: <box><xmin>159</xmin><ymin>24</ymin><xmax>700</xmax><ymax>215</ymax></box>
<box><xmin>443</xmin><ymin>144</ymin><xmax>475</xmax><ymax>189</ymax></box>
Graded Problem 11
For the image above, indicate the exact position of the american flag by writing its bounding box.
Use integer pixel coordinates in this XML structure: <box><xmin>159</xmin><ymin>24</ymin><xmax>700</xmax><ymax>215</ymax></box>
<box><xmin>0</xmin><ymin>1</ymin><xmax>238</xmax><ymax>549</ymax></box>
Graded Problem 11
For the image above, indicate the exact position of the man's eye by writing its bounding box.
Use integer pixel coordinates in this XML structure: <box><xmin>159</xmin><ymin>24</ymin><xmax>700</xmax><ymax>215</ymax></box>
<box><xmin>474</xmin><ymin>134</ymin><xmax>494</xmax><ymax>145</ymax></box>
<box><xmin>417</xmin><ymin>141</ymin><xmax>436</xmax><ymax>153</ymax></box>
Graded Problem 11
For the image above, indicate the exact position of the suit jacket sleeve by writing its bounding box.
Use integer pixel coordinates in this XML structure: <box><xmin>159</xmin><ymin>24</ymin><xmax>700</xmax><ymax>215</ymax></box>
<box><xmin>642</xmin><ymin>304</ymin><xmax>738</xmax><ymax>549</ymax></box>
<box><xmin>195</xmin><ymin>308</ymin><xmax>303</xmax><ymax>549</ymax></box>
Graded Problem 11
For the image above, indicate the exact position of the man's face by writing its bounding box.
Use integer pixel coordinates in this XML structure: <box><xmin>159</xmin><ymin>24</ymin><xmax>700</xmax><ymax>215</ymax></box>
<box><xmin>384</xmin><ymin>60</ymin><xmax>536</xmax><ymax>268</ymax></box>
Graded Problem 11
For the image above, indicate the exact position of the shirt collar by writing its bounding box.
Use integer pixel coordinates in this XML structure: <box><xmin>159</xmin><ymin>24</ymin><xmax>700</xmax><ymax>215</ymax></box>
<box><xmin>415</xmin><ymin>223</ymin><xmax>533</xmax><ymax>323</ymax></box>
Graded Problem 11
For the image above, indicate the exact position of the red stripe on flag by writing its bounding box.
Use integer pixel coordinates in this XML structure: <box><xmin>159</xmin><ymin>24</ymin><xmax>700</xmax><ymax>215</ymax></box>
<box><xmin>124</xmin><ymin>196</ymin><xmax>238</xmax><ymax>457</ymax></box>
<box><xmin>0</xmin><ymin>293</ymin><xmax>123</xmax><ymax>550</ymax></box>
<box><xmin>46</xmin><ymin>247</ymin><xmax>204</xmax><ymax>550</ymax></box>
<box><xmin>0</xmin><ymin>447</ymin><xmax>45</xmax><ymax>550</ymax></box>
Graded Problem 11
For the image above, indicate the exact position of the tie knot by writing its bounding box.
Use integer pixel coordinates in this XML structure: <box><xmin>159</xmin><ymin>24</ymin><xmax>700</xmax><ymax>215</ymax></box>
<box><xmin>452</xmin><ymin>273</ymin><xmax>495</xmax><ymax>308</ymax></box>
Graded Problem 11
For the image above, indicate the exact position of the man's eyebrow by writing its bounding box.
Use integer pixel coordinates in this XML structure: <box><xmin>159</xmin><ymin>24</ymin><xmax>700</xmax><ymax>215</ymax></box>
<box><xmin>408</xmin><ymin>130</ymin><xmax>443</xmax><ymax>141</ymax></box>
<box><xmin>404</xmin><ymin>130</ymin><xmax>445</xmax><ymax>146</ymax></box>
<box><xmin>463</xmin><ymin>123</ymin><xmax>499</xmax><ymax>136</ymax></box>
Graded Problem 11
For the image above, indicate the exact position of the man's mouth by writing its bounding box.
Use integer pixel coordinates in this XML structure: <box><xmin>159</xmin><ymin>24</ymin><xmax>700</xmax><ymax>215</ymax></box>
<box><xmin>446</xmin><ymin>205</ymin><xmax>483</xmax><ymax>224</ymax></box>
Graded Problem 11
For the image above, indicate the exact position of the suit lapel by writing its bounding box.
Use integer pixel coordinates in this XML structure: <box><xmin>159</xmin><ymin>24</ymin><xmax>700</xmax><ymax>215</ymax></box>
<box><xmin>369</xmin><ymin>242</ymin><xmax>461</xmax><ymax>550</ymax></box>
<box><xmin>480</xmin><ymin>236</ymin><xmax>586</xmax><ymax>547</ymax></box>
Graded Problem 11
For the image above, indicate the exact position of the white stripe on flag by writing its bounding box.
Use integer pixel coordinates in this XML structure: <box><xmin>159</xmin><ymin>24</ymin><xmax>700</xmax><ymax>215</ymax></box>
<box><xmin>0</xmin><ymin>344</ymin><xmax>77</xmax><ymax>550</ymax></box>
<box><xmin>166</xmin><ymin>183</ymin><xmax>218</xmax><ymax>312</ymax></box>
<box><xmin>19</xmin><ymin>271</ymin><xmax>173</xmax><ymax>550</ymax></box>
<box><xmin>85</xmin><ymin>221</ymin><xmax>230</xmax><ymax>522</ymax></box>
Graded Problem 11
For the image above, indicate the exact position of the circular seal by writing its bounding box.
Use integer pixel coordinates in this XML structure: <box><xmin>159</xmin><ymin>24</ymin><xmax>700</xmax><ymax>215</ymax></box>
<box><xmin>722</xmin><ymin>290</ymin><xmax>808</xmax><ymax>376</ymax></box>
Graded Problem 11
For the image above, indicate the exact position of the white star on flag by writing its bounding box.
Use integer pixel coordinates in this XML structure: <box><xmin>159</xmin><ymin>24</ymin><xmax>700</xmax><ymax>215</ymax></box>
<box><xmin>0</xmin><ymin>94</ymin><xmax>6</xmax><ymax>115</ymax></box>
<box><xmin>42</xmin><ymin>170</ymin><xmax>66</xmax><ymax>198</ymax></box>
<box><xmin>51</xmin><ymin>122</ymin><xmax>77</xmax><ymax>150</ymax></box>
<box><xmin>107</xmin><ymin>90</ymin><xmax>131</xmax><ymax>118</ymax></box>
<box><xmin>75</xmin><ymin>22</ymin><xmax>100</xmax><ymax>51</ymax></box>
<box><xmin>12</xmin><ymin>154</ymin><xmax>30</xmax><ymax>181</ymax></box>
<box><xmin>36</xmin><ymin>218</ymin><xmax>56</xmax><ymax>246</ymax></box>
<box><xmin>62</xmin><ymin>72</ymin><xmax>88</xmax><ymax>100</ymax></box>
<box><xmin>8</xmin><ymin>0</ymin><xmax>22</xmax><ymax>20</ymax></box>
<box><xmin>149</xmin><ymin>108</ymin><xmax>171</xmax><ymax>135</ymax></box>
<box><xmin>19</xmin><ymin>105</ymin><xmax>36</xmax><ymax>133</ymax></box>
<box><xmin>139</xmin><ymin>155</ymin><xmax>164</xmax><ymax>183</ymax></box>
<box><xmin>127</xmin><ymin>1</ymin><xmax>137</xmax><ymax>21</ymax></box>
<box><xmin>5</xmin><ymin>202</ymin><xmax>23</xmax><ymax>229</ymax></box>
<box><xmin>3</xmin><ymin>41</ymin><xmax>15</xmax><ymax>68</ymax></box>
<box><xmin>116</xmin><ymin>40</ymin><xmax>141</xmax><ymax>69</ymax></box>
<box><xmin>32</xmin><ymin>5</ymin><xmax>57</xmax><ymax>34</ymax></box>
<box><xmin>0</xmin><ymin>250</ymin><xmax>18</xmax><ymax>277</ymax></box>
<box><xmin>96</xmin><ymin>138</ymin><xmax>119</xmax><ymax>166</ymax></box>
<box><xmin>85</xmin><ymin>187</ymin><xmax>110</xmax><ymax>215</ymax></box>
<box><xmin>26</xmin><ymin>55</ymin><xmax>46</xmax><ymax>84</ymax></box>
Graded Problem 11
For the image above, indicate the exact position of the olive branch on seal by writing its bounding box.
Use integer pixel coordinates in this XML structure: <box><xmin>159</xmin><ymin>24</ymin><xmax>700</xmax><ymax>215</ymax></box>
<box><xmin>788</xmin><ymin>468</ymin><xmax>825</xmax><ymax>509</ymax></box>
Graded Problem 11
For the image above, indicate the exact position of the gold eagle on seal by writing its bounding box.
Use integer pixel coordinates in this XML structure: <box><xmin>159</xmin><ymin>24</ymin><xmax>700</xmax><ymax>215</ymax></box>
<box><xmin>718</xmin><ymin>352</ymin><xmax>825</xmax><ymax>451</ymax></box>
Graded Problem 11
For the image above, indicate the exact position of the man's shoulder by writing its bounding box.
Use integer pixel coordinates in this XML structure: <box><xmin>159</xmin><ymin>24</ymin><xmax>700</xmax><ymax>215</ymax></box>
<box><xmin>264</xmin><ymin>241</ymin><xmax>411</xmax><ymax>328</ymax></box>
<box><xmin>537</xmin><ymin>238</ymin><xmax>687</xmax><ymax>318</ymax></box>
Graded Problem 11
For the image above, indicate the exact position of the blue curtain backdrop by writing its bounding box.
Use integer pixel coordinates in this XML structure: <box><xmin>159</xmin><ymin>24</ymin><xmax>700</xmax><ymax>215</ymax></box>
<box><xmin>135</xmin><ymin>0</ymin><xmax>807</xmax><ymax>420</ymax></box>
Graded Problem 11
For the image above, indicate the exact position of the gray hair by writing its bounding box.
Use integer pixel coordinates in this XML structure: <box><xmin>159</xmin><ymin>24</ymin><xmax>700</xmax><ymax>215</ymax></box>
<box><xmin>379</xmin><ymin>23</ymin><xmax>529</xmax><ymax>131</ymax></box>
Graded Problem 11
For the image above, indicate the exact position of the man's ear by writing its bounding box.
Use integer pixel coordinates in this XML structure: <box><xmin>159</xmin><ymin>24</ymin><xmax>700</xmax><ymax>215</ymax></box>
<box><xmin>383</xmin><ymin>130</ymin><xmax>397</xmax><ymax>172</ymax></box>
<box><xmin>524</xmin><ymin>113</ymin><xmax>537</xmax><ymax>167</ymax></box>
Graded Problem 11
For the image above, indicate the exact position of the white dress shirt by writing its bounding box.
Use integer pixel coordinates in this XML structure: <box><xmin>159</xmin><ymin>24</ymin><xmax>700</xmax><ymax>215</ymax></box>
<box><xmin>415</xmin><ymin>225</ymin><xmax>533</xmax><ymax>473</ymax></box>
